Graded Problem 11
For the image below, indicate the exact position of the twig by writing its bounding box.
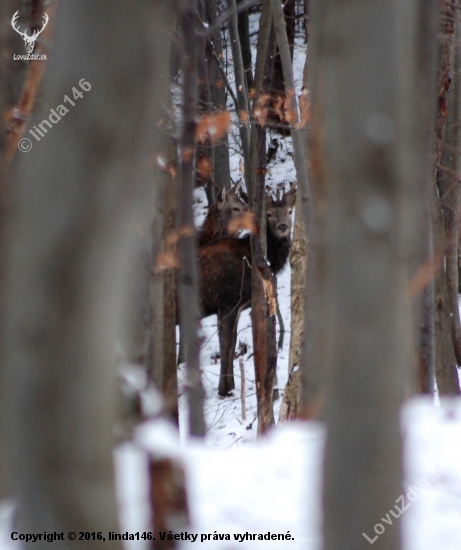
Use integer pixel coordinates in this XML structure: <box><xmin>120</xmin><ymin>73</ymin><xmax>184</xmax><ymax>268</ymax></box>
<box><xmin>210</xmin><ymin>48</ymin><xmax>239</xmax><ymax>111</ymax></box>
<box><xmin>200</xmin><ymin>0</ymin><xmax>262</xmax><ymax>37</ymax></box>
<box><xmin>239</xmin><ymin>357</ymin><xmax>246</xmax><ymax>420</ymax></box>
<box><xmin>276</xmin><ymin>295</ymin><xmax>285</xmax><ymax>350</ymax></box>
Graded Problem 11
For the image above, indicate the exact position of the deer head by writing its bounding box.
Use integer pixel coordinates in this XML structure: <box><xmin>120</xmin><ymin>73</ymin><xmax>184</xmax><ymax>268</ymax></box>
<box><xmin>12</xmin><ymin>11</ymin><xmax>49</xmax><ymax>54</ymax></box>
<box><xmin>215</xmin><ymin>182</ymin><xmax>250</xmax><ymax>232</ymax></box>
<box><xmin>266</xmin><ymin>184</ymin><xmax>297</xmax><ymax>239</ymax></box>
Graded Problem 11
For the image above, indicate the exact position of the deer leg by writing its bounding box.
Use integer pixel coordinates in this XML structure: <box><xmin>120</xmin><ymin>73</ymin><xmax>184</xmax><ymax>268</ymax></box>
<box><xmin>217</xmin><ymin>308</ymin><xmax>240</xmax><ymax>396</ymax></box>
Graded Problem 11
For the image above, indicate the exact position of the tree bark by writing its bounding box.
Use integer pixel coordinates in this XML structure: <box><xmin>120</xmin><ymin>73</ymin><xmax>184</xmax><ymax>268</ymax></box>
<box><xmin>440</xmin><ymin>15</ymin><xmax>461</xmax><ymax>367</ymax></box>
<box><xmin>177</xmin><ymin>1</ymin><xmax>207</xmax><ymax>437</ymax></box>
<box><xmin>308</xmin><ymin>1</ymin><xmax>438</xmax><ymax>548</ymax></box>
<box><xmin>433</xmin><ymin>2</ymin><xmax>461</xmax><ymax>394</ymax></box>
<box><xmin>249</xmin><ymin>0</ymin><xmax>276</xmax><ymax>435</ymax></box>
<box><xmin>236</xmin><ymin>0</ymin><xmax>254</xmax><ymax>91</ymax></box>
<box><xmin>228</xmin><ymin>0</ymin><xmax>251</xmax><ymax>188</ymax></box>
<box><xmin>1</xmin><ymin>0</ymin><xmax>175</xmax><ymax>547</ymax></box>
<box><xmin>419</xmin><ymin>207</ymin><xmax>436</xmax><ymax>394</ymax></box>
<box><xmin>250</xmin><ymin>125</ymin><xmax>276</xmax><ymax>434</ymax></box>
<box><xmin>271</xmin><ymin>0</ymin><xmax>312</xmax><ymax>421</ymax></box>
<box><xmin>148</xmin><ymin>123</ymin><xmax>179</xmax><ymax>424</ymax></box>
<box><xmin>203</xmin><ymin>0</ymin><xmax>231</xmax><ymax>193</ymax></box>
<box><xmin>149</xmin><ymin>456</ymin><xmax>189</xmax><ymax>550</ymax></box>
<box><xmin>433</xmin><ymin>182</ymin><xmax>460</xmax><ymax>394</ymax></box>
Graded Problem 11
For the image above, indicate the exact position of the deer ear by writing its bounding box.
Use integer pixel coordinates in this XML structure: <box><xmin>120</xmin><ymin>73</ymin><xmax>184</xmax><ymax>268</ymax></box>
<box><xmin>285</xmin><ymin>183</ymin><xmax>297</xmax><ymax>206</ymax></box>
<box><xmin>216</xmin><ymin>187</ymin><xmax>226</xmax><ymax>208</ymax></box>
<box><xmin>234</xmin><ymin>181</ymin><xmax>242</xmax><ymax>195</ymax></box>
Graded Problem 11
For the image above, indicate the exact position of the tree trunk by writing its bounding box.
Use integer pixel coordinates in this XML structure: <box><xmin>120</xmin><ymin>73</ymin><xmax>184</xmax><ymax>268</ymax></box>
<box><xmin>249</xmin><ymin>0</ymin><xmax>276</xmax><ymax>435</ymax></box>
<box><xmin>203</xmin><ymin>0</ymin><xmax>231</xmax><ymax>193</ymax></box>
<box><xmin>228</xmin><ymin>0</ymin><xmax>251</xmax><ymax>188</ymax></box>
<box><xmin>148</xmin><ymin>122</ymin><xmax>179</xmax><ymax>424</ymax></box>
<box><xmin>250</xmin><ymin>124</ymin><xmax>276</xmax><ymax>434</ymax></box>
<box><xmin>236</xmin><ymin>0</ymin><xmax>254</xmax><ymax>92</ymax></box>
<box><xmin>433</xmin><ymin>182</ymin><xmax>460</xmax><ymax>394</ymax></box>
<box><xmin>308</xmin><ymin>1</ymin><xmax>438</xmax><ymax>549</ymax></box>
<box><xmin>440</xmin><ymin>15</ymin><xmax>461</xmax><ymax>367</ymax></box>
<box><xmin>433</xmin><ymin>2</ymin><xmax>461</xmax><ymax>395</ymax></box>
<box><xmin>177</xmin><ymin>1</ymin><xmax>207</xmax><ymax>437</ymax></box>
<box><xmin>271</xmin><ymin>0</ymin><xmax>312</xmax><ymax>421</ymax></box>
<box><xmin>1</xmin><ymin>0</ymin><xmax>175</xmax><ymax>547</ymax></box>
<box><xmin>419</xmin><ymin>207</ymin><xmax>436</xmax><ymax>394</ymax></box>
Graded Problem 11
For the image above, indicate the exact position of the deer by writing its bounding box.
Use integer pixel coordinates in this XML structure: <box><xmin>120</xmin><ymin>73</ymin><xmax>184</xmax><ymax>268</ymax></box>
<box><xmin>11</xmin><ymin>11</ymin><xmax>49</xmax><ymax>54</ymax></box>
<box><xmin>197</xmin><ymin>182</ymin><xmax>249</xmax><ymax>247</ymax></box>
<box><xmin>176</xmin><ymin>182</ymin><xmax>250</xmax><ymax>364</ymax></box>
<box><xmin>198</xmin><ymin>185</ymin><xmax>296</xmax><ymax>396</ymax></box>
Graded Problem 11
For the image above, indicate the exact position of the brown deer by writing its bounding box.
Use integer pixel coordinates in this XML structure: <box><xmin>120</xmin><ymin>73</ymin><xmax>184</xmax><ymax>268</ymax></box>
<box><xmin>177</xmin><ymin>183</ymin><xmax>249</xmax><ymax>365</ymax></box>
<box><xmin>198</xmin><ymin>185</ymin><xmax>296</xmax><ymax>396</ymax></box>
<box><xmin>197</xmin><ymin>182</ymin><xmax>249</xmax><ymax>247</ymax></box>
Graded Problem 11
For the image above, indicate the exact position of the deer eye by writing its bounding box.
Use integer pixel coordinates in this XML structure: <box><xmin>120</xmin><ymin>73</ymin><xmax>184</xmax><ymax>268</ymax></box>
<box><xmin>233</xmin><ymin>207</ymin><xmax>241</xmax><ymax>212</ymax></box>
<box><xmin>288</xmin><ymin>209</ymin><xmax>293</xmax><ymax>215</ymax></box>
<box><xmin>267</xmin><ymin>213</ymin><xmax>273</xmax><ymax>218</ymax></box>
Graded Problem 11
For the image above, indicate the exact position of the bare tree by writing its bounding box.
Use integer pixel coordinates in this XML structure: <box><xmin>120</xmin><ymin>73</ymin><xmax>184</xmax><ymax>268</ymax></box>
<box><xmin>307</xmin><ymin>1</ymin><xmax>439</xmax><ymax>549</ymax></box>
<box><xmin>0</xmin><ymin>1</ymin><xmax>176</xmax><ymax>547</ymax></box>
<box><xmin>248</xmin><ymin>0</ymin><xmax>276</xmax><ymax>434</ymax></box>
<box><xmin>432</xmin><ymin>2</ymin><xmax>461</xmax><ymax>394</ymax></box>
<box><xmin>177</xmin><ymin>0</ymin><xmax>206</xmax><ymax>437</ymax></box>
<box><xmin>202</xmin><ymin>0</ymin><xmax>231</xmax><ymax>197</ymax></box>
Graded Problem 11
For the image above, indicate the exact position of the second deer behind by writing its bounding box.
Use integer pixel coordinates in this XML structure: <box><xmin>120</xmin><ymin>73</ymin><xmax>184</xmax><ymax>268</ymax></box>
<box><xmin>199</xmin><ymin>185</ymin><xmax>296</xmax><ymax>396</ymax></box>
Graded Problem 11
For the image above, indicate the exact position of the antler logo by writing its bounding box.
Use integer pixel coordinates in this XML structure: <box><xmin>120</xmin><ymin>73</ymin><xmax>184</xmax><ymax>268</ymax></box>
<box><xmin>11</xmin><ymin>11</ymin><xmax>49</xmax><ymax>54</ymax></box>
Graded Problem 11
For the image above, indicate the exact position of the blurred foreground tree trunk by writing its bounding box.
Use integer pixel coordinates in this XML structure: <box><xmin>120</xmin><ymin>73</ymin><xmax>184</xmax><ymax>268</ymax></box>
<box><xmin>307</xmin><ymin>0</ymin><xmax>439</xmax><ymax>548</ymax></box>
<box><xmin>432</xmin><ymin>3</ymin><xmax>461</xmax><ymax>395</ymax></box>
<box><xmin>177</xmin><ymin>1</ymin><xmax>206</xmax><ymax>438</ymax></box>
<box><xmin>0</xmin><ymin>1</ymin><xmax>175</xmax><ymax>548</ymax></box>
<box><xmin>0</xmin><ymin>0</ymin><xmax>50</xmax><ymax>497</ymax></box>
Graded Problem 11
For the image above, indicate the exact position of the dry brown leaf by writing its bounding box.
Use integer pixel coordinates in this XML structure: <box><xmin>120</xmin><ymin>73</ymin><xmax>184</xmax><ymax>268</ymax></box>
<box><xmin>165</xmin><ymin>231</ymin><xmax>180</xmax><ymax>248</ymax></box>
<box><xmin>254</xmin><ymin>107</ymin><xmax>268</xmax><ymax>127</ymax></box>
<box><xmin>408</xmin><ymin>254</ymin><xmax>443</xmax><ymax>297</ymax></box>
<box><xmin>284</xmin><ymin>90</ymin><xmax>296</xmax><ymax>124</ymax></box>
<box><xmin>155</xmin><ymin>154</ymin><xmax>177</xmax><ymax>179</ymax></box>
<box><xmin>154</xmin><ymin>250</ymin><xmax>180</xmax><ymax>272</ymax></box>
<box><xmin>196</xmin><ymin>157</ymin><xmax>212</xmax><ymax>179</ymax></box>
<box><xmin>253</xmin><ymin>94</ymin><xmax>270</xmax><ymax>126</ymax></box>
<box><xmin>257</xmin><ymin>94</ymin><xmax>270</xmax><ymax>107</ymax></box>
<box><xmin>182</xmin><ymin>147</ymin><xmax>194</xmax><ymax>163</ymax></box>
<box><xmin>239</xmin><ymin>109</ymin><xmax>249</xmax><ymax>125</ymax></box>
<box><xmin>177</xmin><ymin>225</ymin><xmax>195</xmax><ymax>238</ymax></box>
<box><xmin>261</xmin><ymin>276</ymin><xmax>277</xmax><ymax>317</ymax></box>
<box><xmin>227</xmin><ymin>211</ymin><xmax>256</xmax><ymax>234</ymax></box>
<box><xmin>195</xmin><ymin>112</ymin><xmax>231</xmax><ymax>144</ymax></box>
<box><xmin>296</xmin><ymin>88</ymin><xmax>310</xmax><ymax>129</ymax></box>
<box><xmin>274</xmin><ymin>95</ymin><xmax>285</xmax><ymax>121</ymax></box>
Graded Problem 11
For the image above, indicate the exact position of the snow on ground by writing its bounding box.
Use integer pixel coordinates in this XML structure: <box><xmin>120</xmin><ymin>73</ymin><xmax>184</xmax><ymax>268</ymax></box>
<box><xmin>114</xmin><ymin>400</ymin><xmax>461</xmax><ymax>550</ymax></box>
<box><xmin>2</xmin><ymin>399</ymin><xmax>461</xmax><ymax>549</ymax></box>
